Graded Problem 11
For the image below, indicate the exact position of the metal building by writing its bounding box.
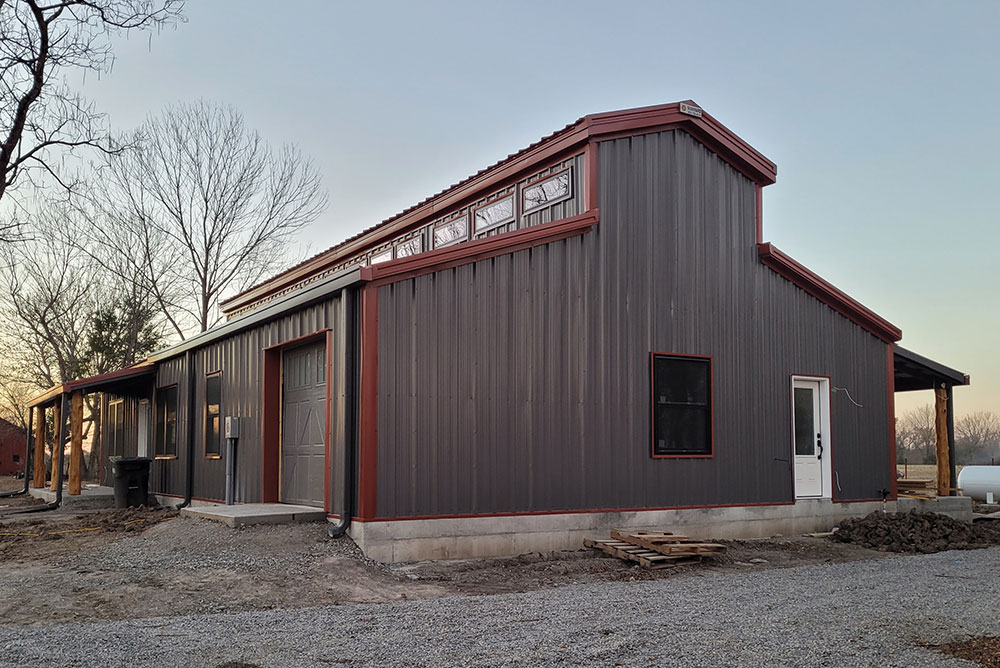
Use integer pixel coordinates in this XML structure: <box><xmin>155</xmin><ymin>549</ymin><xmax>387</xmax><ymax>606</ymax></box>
<box><xmin>26</xmin><ymin>102</ymin><xmax>969</xmax><ymax>562</ymax></box>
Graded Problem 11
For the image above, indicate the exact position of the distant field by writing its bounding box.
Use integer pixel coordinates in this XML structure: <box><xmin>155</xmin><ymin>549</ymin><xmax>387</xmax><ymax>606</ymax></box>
<box><xmin>896</xmin><ymin>464</ymin><xmax>964</xmax><ymax>482</ymax></box>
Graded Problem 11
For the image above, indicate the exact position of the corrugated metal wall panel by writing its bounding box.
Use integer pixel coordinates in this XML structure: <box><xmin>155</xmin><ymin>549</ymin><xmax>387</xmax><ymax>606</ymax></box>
<box><xmin>150</xmin><ymin>294</ymin><xmax>352</xmax><ymax>508</ymax></box>
<box><xmin>375</xmin><ymin>129</ymin><xmax>891</xmax><ymax>517</ymax></box>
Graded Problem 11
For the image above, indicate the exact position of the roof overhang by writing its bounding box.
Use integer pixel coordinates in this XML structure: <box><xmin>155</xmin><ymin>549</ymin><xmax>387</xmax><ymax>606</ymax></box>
<box><xmin>894</xmin><ymin>345</ymin><xmax>970</xmax><ymax>392</ymax></box>
<box><xmin>220</xmin><ymin>100</ymin><xmax>777</xmax><ymax>315</ymax></box>
<box><xmin>150</xmin><ymin>266</ymin><xmax>363</xmax><ymax>362</ymax></box>
<box><xmin>757</xmin><ymin>242</ymin><xmax>902</xmax><ymax>343</ymax></box>
<box><xmin>26</xmin><ymin>362</ymin><xmax>156</xmax><ymax>408</ymax></box>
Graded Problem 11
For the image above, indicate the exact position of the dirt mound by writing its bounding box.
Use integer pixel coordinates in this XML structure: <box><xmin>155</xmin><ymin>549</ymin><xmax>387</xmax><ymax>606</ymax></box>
<box><xmin>832</xmin><ymin>510</ymin><xmax>1000</xmax><ymax>553</ymax></box>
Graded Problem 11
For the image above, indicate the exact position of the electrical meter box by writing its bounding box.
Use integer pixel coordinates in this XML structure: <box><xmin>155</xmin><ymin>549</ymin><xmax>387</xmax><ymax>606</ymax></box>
<box><xmin>224</xmin><ymin>416</ymin><xmax>239</xmax><ymax>439</ymax></box>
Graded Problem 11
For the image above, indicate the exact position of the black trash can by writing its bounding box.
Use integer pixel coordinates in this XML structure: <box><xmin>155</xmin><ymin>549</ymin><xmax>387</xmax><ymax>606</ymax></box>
<box><xmin>109</xmin><ymin>456</ymin><xmax>152</xmax><ymax>508</ymax></box>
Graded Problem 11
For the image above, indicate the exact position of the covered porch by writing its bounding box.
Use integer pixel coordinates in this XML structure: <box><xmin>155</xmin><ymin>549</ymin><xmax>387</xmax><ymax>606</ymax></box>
<box><xmin>25</xmin><ymin>363</ymin><xmax>155</xmax><ymax>503</ymax></box>
<box><xmin>893</xmin><ymin>345</ymin><xmax>970</xmax><ymax>496</ymax></box>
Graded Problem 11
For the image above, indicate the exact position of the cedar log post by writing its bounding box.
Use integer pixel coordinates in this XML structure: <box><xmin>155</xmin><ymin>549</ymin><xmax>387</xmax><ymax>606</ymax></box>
<box><xmin>935</xmin><ymin>385</ymin><xmax>950</xmax><ymax>497</ymax></box>
<box><xmin>50</xmin><ymin>398</ymin><xmax>62</xmax><ymax>492</ymax></box>
<box><xmin>68</xmin><ymin>391</ymin><xmax>84</xmax><ymax>495</ymax></box>
<box><xmin>32</xmin><ymin>404</ymin><xmax>46</xmax><ymax>488</ymax></box>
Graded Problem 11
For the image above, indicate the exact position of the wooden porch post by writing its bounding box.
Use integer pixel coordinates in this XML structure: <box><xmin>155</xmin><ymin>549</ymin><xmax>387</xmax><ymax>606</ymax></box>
<box><xmin>50</xmin><ymin>398</ymin><xmax>62</xmax><ymax>492</ymax></box>
<box><xmin>32</xmin><ymin>405</ymin><xmax>46</xmax><ymax>488</ymax></box>
<box><xmin>68</xmin><ymin>391</ymin><xmax>84</xmax><ymax>495</ymax></box>
<box><xmin>935</xmin><ymin>385</ymin><xmax>950</xmax><ymax>497</ymax></box>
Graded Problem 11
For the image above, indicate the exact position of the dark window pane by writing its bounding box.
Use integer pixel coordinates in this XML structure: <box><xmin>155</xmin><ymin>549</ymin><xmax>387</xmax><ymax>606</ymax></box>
<box><xmin>156</xmin><ymin>386</ymin><xmax>178</xmax><ymax>458</ymax></box>
<box><xmin>794</xmin><ymin>387</ymin><xmax>816</xmax><ymax>456</ymax></box>
<box><xmin>205</xmin><ymin>374</ymin><xmax>221</xmax><ymax>457</ymax></box>
<box><xmin>653</xmin><ymin>356</ymin><xmax>709</xmax><ymax>405</ymax></box>
<box><xmin>651</xmin><ymin>354</ymin><xmax>712</xmax><ymax>455</ymax></box>
<box><xmin>317</xmin><ymin>347</ymin><xmax>326</xmax><ymax>385</ymax></box>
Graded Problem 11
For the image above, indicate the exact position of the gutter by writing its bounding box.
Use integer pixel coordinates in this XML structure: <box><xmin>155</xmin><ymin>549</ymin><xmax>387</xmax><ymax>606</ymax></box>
<box><xmin>328</xmin><ymin>286</ymin><xmax>358</xmax><ymax>538</ymax></box>
<box><xmin>173</xmin><ymin>349</ymin><xmax>197</xmax><ymax>510</ymax></box>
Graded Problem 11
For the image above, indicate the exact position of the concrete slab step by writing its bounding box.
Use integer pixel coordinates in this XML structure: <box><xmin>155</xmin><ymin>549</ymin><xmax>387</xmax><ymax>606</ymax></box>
<box><xmin>27</xmin><ymin>485</ymin><xmax>117</xmax><ymax>510</ymax></box>
<box><xmin>180</xmin><ymin>503</ymin><xmax>327</xmax><ymax>527</ymax></box>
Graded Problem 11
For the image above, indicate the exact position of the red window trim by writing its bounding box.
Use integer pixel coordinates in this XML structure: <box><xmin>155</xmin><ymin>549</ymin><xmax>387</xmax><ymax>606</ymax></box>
<box><xmin>472</xmin><ymin>192</ymin><xmax>516</xmax><ymax>235</ymax></box>
<box><xmin>649</xmin><ymin>351</ymin><xmax>715</xmax><ymax>460</ymax></box>
<box><xmin>521</xmin><ymin>166</ymin><xmax>573</xmax><ymax>215</ymax></box>
<box><xmin>431</xmin><ymin>214</ymin><xmax>469</xmax><ymax>249</ymax></box>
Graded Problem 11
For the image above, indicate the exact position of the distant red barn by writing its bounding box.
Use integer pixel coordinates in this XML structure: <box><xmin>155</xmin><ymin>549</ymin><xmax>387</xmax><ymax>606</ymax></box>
<box><xmin>0</xmin><ymin>417</ymin><xmax>26</xmax><ymax>476</ymax></box>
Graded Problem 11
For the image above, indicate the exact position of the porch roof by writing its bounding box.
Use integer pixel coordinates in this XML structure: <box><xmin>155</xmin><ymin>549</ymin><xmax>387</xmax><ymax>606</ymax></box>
<box><xmin>893</xmin><ymin>345</ymin><xmax>969</xmax><ymax>392</ymax></box>
<box><xmin>26</xmin><ymin>362</ymin><xmax>156</xmax><ymax>408</ymax></box>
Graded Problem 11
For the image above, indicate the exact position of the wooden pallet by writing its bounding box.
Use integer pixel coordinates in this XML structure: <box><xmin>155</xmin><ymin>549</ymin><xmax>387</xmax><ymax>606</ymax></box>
<box><xmin>610</xmin><ymin>530</ymin><xmax>726</xmax><ymax>556</ymax></box>
<box><xmin>584</xmin><ymin>538</ymin><xmax>703</xmax><ymax>569</ymax></box>
<box><xmin>585</xmin><ymin>529</ymin><xmax>726</xmax><ymax>569</ymax></box>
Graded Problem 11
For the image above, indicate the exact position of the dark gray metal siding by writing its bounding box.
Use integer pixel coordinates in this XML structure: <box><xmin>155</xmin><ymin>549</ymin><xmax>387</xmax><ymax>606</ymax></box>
<box><xmin>375</xmin><ymin>129</ymin><xmax>891</xmax><ymax>518</ymax></box>
<box><xmin>150</xmin><ymin>293</ymin><xmax>352</xmax><ymax>510</ymax></box>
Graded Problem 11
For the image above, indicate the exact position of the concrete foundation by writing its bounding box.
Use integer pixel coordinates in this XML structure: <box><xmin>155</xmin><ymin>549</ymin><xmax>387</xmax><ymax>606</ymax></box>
<box><xmin>897</xmin><ymin>495</ymin><xmax>973</xmax><ymax>522</ymax></box>
<box><xmin>27</xmin><ymin>484</ymin><xmax>116</xmax><ymax>510</ymax></box>
<box><xmin>349</xmin><ymin>499</ymin><xmax>896</xmax><ymax>563</ymax></box>
<box><xmin>180</xmin><ymin>503</ymin><xmax>326</xmax><ymax>527</ymax></box>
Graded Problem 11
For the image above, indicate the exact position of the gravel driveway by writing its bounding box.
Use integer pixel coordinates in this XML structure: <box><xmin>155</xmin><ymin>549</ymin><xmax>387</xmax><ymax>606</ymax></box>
<box><xmin>2</xmin><ymin>547</ymin><xmax>997</xmax><ymax>668</ymax></box>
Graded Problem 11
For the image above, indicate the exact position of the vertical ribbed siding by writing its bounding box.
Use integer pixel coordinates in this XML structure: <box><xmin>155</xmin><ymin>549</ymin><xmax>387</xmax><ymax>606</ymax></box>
<box><xmin>150</xmin><ymin>293</ymin><xmax>351</xmax><ymax>508</ymax></box>
<box><xmin>375</xmin><ymin>129</ymin><xmax>891</xmax><ymax>518</ymax></box>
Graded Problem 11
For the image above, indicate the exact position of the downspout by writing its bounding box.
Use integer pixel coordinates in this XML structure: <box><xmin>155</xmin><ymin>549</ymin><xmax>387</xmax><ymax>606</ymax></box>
<box><xmin>328</xmin><ymin>287</ymin><xmax>358</xmax><ymax>538</ymax></box>
<box><xmin>0</xmin><ymin>405</ymin><xmax>33</xmax><ymax>499</ymax></box>
<box><xmin>4</xmin><ymin>395</ymin><xmax>67</xmax><ymax>514</ymax></box>
<box><xmin>174</xmin><ymin>349</ymin><xmax>198</xmax><ymax>510</ymax></box>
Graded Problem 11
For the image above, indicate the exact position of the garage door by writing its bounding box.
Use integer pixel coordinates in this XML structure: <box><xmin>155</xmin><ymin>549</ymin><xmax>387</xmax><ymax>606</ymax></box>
<box><xmin>280</xmin><ymin>341</ymin><xmax>327</xmax><ymax>507</ymax></box>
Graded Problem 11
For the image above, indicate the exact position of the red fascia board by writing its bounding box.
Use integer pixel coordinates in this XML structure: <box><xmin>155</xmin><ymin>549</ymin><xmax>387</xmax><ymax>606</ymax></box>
<box><xmin>222</xmin><ymin>101</ymin><xmax>775</xmax><ymax>314</ymax></box>
<box><xmin>361</xmin><ymin>210</ymin><xmax>598</xmax><ymax>285</ymax></box>
<box><xmin>758</xmin><ymin>242</ymin><xmax>902</xmax><ymax>343</ymax></box>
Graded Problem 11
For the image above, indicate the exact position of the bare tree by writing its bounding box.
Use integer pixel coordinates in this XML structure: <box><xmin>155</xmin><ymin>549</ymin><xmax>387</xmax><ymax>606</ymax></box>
<box><xmin>956</xmin><ymin>411</ymin><xmax>1000</xmax><ymax>464</ymax></box>
<box><xmin>0</xmin><ymin>0</ymin><xmax>184</xmax><ymax>238</ymax></box>
<box><xmin>83</xmin><ymin>100</ymin><xmax>327</xmax><ymax>337</ymax></box>
<box><xmin>896</xmin><ymin>404</ymin><xmax>937</xmax><ymax>465</ymax></box>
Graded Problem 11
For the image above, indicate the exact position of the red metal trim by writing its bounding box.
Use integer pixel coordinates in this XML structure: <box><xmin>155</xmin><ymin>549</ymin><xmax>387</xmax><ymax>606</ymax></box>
<box><xmin>263</xmin><ymin>328</ymin><xmax>331</xmax><ymax>352</ymax></box>
<box><xmin>887</xmin><ymin>344</ymin><xmax>898</xmax><ymax>500</ymax></box>
<box><xmin>223</xmin><ymin>101</ymin><xmax>775</xmax><ymax>314</ymax></box>
<box><xmin>757</xmin><ymin>242</ymin><xmax>902</xmax><ymax>343</ymax></box>
<box><xmin>324</xmin><ymin>330</ymin><xmax>333</xmax><ymax>514</ymax></box>
<box><xmin>358</xmin><ymin>500</ymin><xmax>796</xmax><ymax>523</ymax></box>
<box><xmin>362</xmin><ymin>210</ymin><xmax>598</xmax><ymax>287</ymax></box>
<box><xmin>649</xmin><ymin>351</ymin><xmax>715</xmax><ymax>459</ymax></box>
<box><xmin>358</xmin><ymin>283</ymin><xmax>379</xmax><ymax>520</ymax></box>
<box><xmin>585</xmin><ymin>140</ymin><xmax>598</xmax><ymax>211</ymax></box>
<box><xmin>833</xmin><ymin>498</ymin><xmax>888</xmax><ymax>504</ymax></box>
<box><xmin>755</xmin><ymin>185</ymin><xmax>763</xmax><ymax>245</ymax></box>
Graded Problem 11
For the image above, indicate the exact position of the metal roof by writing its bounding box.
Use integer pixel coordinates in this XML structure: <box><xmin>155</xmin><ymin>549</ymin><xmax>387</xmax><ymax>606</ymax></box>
<box><xmin>893</xmin><ymin>345</ymin><xmax>970</xmax><ymax>392</ymax></box>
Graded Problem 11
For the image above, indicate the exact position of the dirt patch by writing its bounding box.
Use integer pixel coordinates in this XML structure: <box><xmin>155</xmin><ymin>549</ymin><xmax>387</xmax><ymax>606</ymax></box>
<box><xmin>832</xmin><ymin>510</ymin><xmax>1000</xmax><ymax>553</ymax></box>
<box><xmin>921</xmin><ymin>636</ymin><xmax>1000</xmax><ymax>667</ymax></box>
<box><xmin>0</xmin><ymin>509</ymin><xmax>895</xmax><ymax>627</ymax></box>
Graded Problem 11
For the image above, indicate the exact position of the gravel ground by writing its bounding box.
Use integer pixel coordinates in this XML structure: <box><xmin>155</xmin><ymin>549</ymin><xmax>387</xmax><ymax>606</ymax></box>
<box><xmin>1</xmin><ymin>546</ymin><xmax>996</xmax><ymax>667</ymax></box>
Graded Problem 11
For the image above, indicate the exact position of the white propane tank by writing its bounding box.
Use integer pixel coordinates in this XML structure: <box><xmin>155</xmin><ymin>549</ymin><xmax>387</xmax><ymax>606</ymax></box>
<box><xmin>956</xmin><ymin>466</ymin><xmax>1000</xmax><ymax>502</ymax></box>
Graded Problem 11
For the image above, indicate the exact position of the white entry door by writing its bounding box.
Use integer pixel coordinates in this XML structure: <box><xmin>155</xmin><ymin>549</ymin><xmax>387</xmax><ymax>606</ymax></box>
<box><xmin>792</xmin><ymin>378</ymin><xmax>829</xmax><ymax>498</ymax></box>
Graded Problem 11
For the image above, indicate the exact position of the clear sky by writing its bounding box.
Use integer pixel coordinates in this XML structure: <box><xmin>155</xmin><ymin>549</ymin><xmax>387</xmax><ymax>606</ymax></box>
<box><xmin>80</xmin><ymin>0</ymin><xmax>998</xmax><ymax>416</ymax></box>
